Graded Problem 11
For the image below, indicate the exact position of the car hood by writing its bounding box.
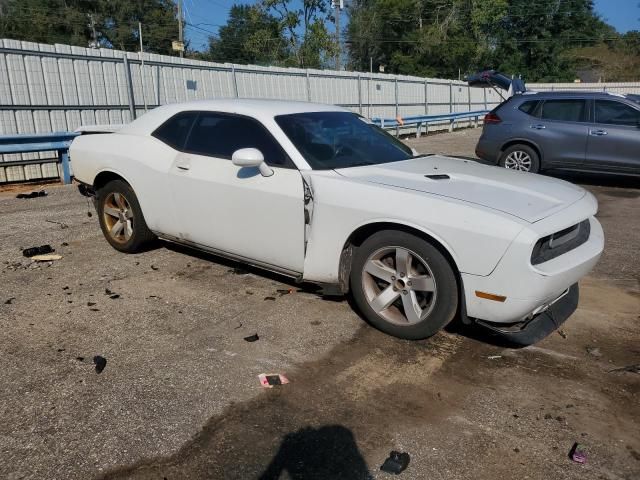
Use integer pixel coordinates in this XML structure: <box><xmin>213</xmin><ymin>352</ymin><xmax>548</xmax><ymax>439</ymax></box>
<box><xmin>334</xmin><ymin>156</ymin><xmax>585</xmax><ymax>223</ymax></box>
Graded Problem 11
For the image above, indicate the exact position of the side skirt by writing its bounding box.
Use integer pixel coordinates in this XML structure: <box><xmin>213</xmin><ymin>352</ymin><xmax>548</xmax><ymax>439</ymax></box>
<box><xmin>156</xmin><ymin>233</ymin><xmax>304</xmax><ymax>282</ymax></box>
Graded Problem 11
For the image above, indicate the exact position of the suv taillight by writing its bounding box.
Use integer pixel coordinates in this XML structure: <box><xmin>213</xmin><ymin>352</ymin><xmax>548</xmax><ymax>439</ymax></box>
<box><xmin>484</xmin><ymin>112</ymin><xmax>502</xmax><ymax>124</ymax></box>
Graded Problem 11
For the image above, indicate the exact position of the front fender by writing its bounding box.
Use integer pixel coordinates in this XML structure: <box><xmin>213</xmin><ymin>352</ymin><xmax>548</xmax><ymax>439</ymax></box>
<box><xmin>301</xmin><ymin>173</ymin><xmax>525</xmax><ymax>284</ymax></box>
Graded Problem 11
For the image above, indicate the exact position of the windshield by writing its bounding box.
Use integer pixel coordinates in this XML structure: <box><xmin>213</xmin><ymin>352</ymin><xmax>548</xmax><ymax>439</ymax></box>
<box><xmin>275</xmin><ymin>111</ymin><xmax>413</xmax><ymax>170</ymax></box>
<box><xmin>625</xmin><ymin>94</ymin><xmax>640</xmax><ymax>106</ymax></box>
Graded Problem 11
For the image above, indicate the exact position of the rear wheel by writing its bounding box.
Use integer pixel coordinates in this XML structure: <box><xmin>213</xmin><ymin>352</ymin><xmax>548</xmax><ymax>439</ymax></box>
<box><xmin>499</xmin><ymin>144</ymin><xmax>540</xmax><ymax>173</ymax></box>
<box><xmin>350</xmin><ymin>230</ymin><xmax>458</xmax><ymax>340</ymax></box>
<box><xmin>96</xmin><ymin>179</ymin><xmax>155</xmax><ymax>253</ymax></box>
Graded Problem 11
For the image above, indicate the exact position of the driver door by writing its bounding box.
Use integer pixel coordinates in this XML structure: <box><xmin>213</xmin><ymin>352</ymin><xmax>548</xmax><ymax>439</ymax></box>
<box><xmin>169</xmin><ymin>112</ymin><xmax>305</xmax><ymax>274</ymax></box>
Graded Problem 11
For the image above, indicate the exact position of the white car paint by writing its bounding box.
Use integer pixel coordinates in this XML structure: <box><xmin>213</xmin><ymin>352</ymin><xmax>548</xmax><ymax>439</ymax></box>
<box><xmin>70</xmin><ymin>99</ymin><xmax>604</xmax><ymax>325</ymax></box>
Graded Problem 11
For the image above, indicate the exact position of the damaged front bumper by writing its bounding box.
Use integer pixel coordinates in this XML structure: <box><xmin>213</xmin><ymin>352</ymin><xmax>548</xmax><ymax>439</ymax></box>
<box><xmin>473</xmin><ymin>283</ymin><xmax>579</xmax><ymax>346</ymax></box>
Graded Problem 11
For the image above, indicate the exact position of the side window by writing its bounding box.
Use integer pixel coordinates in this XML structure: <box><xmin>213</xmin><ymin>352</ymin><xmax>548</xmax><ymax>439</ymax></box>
<box><xmin>518</xmin><ymin>100</ymin><xmax>539</xmax><ymax>116</ymax></box>
<box><xmin>184</xmin><ymin>113</ymin><xmax>293</xmax><ymax>168</ymax></box>
<box><xmin>152</xmin><ymin>111</ymin><xmax>198</xmax><ymax>150</ymax></box>
<box><xmin>540</xmin><ymin>100</ymin><xmax>586</xmax><ymax>122</ymax></box>
<box><xmin>595</xmin><ymin>100</ymin><xmax>640</xmax><ymax>126</ymax></box>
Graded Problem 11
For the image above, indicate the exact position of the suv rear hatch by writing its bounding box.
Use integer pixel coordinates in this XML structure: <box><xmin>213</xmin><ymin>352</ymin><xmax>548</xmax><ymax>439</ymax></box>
<box><xmin>467</xmin><ymin>70</ymin><xmax>526</xmax><ymax>98</ymax></box>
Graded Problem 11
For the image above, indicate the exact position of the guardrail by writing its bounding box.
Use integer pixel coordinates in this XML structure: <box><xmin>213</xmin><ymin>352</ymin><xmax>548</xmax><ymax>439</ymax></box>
<box><xmin>0</xmin><ymin>132</ymin><xmax>78</xmax><ymax>184</ymax></box>
<box><xmin>373</xmin><ymin>110</ymin><xmax>489</xmax><ymax>137</ymax></box>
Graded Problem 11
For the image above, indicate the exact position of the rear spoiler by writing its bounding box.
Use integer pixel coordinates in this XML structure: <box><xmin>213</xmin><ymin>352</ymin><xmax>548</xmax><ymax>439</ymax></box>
<box><xmin>74</xmin><ymin>124</ymin><xmax>125</xmax><ymax>134</ymax></box>
<box><xmin>467</xmin><ymin>70</ymin><xmax>526</xmax><ymax>99</ymax></box>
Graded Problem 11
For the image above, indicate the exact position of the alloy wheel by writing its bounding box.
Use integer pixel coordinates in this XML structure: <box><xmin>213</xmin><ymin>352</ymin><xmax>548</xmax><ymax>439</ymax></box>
<box><xmin>361</xmin><ymin>246</ymin><xmax>438</xmax><ymax>326</ymax></box>
<box><xmin>504</xmin><ymin>150</ymin><xmax>532</xmax><ymax>171</ymax></box>
<box><xmin>102</xmin><ymin>192</ymin><xmax>134</xmax><ymax>244</ymax></box>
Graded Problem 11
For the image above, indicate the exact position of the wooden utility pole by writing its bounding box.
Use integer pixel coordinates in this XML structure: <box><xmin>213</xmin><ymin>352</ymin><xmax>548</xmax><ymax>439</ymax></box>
<box><xmin>333</xmin><ymin>0</ymin><xmax>343</xmax><ymax>70</ymax></box>
<box><xmin>178</xmin><ymin>0</ymin><xmax>184</xmax><ymax>58</ymax></box>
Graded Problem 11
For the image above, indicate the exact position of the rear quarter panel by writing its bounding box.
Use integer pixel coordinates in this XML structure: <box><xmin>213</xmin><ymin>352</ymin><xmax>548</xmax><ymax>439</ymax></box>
<box><xmin>70</xmin><ymin>133</ymin><xmax>178</xmax><ymax>233</ymax></box>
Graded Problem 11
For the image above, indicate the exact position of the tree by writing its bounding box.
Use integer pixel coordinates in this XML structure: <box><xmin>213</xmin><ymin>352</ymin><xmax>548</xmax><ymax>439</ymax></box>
<box><xmin>261</xmin><ymin>0</ymin><xmax>337</xmax><ymax>68</ymax></box>
<box><xmin>0</xmin><ymin>0</ymin><xmax>181</xmax><ymax>56</ymax></box>
<box><xmin>347</xmin><ymin>0</ymin><xmax>626</xmax><ymax>81</ymax></box>
<box><xmin>207</xmin><ymin>5</ymin><xmax>287</xmax><ymax>65</ymax></box>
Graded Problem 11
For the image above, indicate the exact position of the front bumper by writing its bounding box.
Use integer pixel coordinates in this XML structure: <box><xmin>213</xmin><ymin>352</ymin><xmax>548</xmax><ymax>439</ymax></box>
<box><xmin>473</xmin><ymin>283</ymin><xmax>579</xmax><ymax>346</ymax></box>
<box><xmin>459</xmin><ymin>184</ymin><xmax>603</xmax><ymax>345</ymax></box>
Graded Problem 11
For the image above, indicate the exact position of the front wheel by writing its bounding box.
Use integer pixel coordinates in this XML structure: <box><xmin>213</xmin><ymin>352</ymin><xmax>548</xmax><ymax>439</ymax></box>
<box><xmin>499</xmin><ymin>144</ymin><xmax>540</xmax><ymax>173</ymax></box>
<box><xmin>96</xmin><ymin>179</ymin><xmax>155</xmax><ymax>253</ymax></box>
<box><xmin>350</xmin><ymin>231</ymin><xmax>458</xmax><ymax>340</ymax></box>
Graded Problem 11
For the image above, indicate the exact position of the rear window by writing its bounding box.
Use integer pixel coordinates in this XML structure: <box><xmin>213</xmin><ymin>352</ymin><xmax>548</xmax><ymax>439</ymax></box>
<box><xmin>518</xmin><ymin>101</ymin><xmax>539</xmax><ymax>115</ymax></box>
<box><xmin>152</xmin><ymin>111</ymin><xmax>198</xmax><ymax>149</ymax></box>
<box><xmin>540</xmin><ymin>100</ymin><xmax>586</xmax><ymax>122</ymax></box>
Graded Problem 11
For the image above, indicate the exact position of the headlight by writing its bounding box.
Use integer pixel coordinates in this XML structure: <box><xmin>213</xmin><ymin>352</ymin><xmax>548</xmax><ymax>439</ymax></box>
<box><xmin>531</xmin><ymin>219</ymin><xmax>591</xmax><ymax>265</ymax></box>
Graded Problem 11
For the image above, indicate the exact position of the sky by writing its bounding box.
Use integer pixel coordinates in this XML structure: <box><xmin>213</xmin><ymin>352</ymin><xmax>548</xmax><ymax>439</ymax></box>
<box><xmin>185</xmin><ymin>0</ymin><xmax>640</xmax><ymax>52</ymax></box>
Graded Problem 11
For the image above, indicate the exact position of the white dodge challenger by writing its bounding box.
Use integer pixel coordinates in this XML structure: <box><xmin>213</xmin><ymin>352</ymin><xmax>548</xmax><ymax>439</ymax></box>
<box><xmin>70</xmin><ymin>99</ymin><xmax>604</xmax><ymax>345</ymax></box>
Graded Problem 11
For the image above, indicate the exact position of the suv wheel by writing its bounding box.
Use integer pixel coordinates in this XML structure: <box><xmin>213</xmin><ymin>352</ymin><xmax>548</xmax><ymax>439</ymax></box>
<box><xmin>499</xmin><ymin>144</ymin><xmax>540</xmax><ymax>173</ymax></box>
<box><xmin>350</xmin><ymin>230</ymin><xmax>458</xmax><ymax>340</ymax></box>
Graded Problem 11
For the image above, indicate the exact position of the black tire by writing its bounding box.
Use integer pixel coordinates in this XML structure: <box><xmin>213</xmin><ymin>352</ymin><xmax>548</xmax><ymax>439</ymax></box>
<box><xmin>499</xmin><ymin>144</ymin><xmax>540</xmax><ymax>173</ymax></box>
<box><xmin>350</xmin><ymin>230</ymin><xmax>458</xmax><ymax>340</ymax></box>
<box><xmin>96</xmin><ymin>179</ymin><xmax>155</xmax><ymax>253</ymax></box>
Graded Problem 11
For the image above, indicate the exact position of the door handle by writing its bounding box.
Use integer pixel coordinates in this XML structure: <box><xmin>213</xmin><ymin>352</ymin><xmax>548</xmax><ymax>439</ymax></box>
<box><xmin>176</xmin><ymin>164</ymin><xmax>190</xmax><ymax>171</ymax></box>
<box><xmin>590</xmin><ymin>129</ymin><xmax>608</xmax><ymax>136</ymax></box>
<box><xmin>530</xmin><ymin>124</ymin><xmax>546</xmax><ymax>130</ymax></box>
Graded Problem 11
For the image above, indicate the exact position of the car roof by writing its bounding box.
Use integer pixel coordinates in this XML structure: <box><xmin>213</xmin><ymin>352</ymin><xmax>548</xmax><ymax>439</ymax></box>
<box><xmin>120</xmin><ymin>98</ymin><xmax>349</xmax><ymax>136</ymax></box>
<box><xmin>516</xmin><ymin>90</ymin><xmax>632</xmax><ymax>99</ymax></box>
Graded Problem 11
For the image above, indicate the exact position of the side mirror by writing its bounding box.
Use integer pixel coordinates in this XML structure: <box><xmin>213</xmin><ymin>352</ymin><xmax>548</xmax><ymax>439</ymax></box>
<box><xmin>411</xmin><ymin>147</ymin><xmax>419</xmax><ymax>157</ymax></box>
<box><xmin>231</xmin><ymin>148</ymin><xmax>273</xmax><ymax>177</ymax></box>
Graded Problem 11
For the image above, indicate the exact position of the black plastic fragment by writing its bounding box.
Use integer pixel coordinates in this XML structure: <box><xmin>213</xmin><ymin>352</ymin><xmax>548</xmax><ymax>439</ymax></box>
<box><xmin>16</xmin><ymin>190</ymin><xmax>47</xmax><ymax>199</ymax></box>
<box><xmin>93</xmin><ymin>355</ymin><xmax>107</xmax><ymax>374</ymax></box>
<box><xmin>380</xmin><ymin>451</ymin><xmax>410</xmax><ymax>475</ymax></box>
<box><xmin>244</xmin><ymin>334</ymin><xmax>259</xmax><ymax>343</ymax></box>
<box><xmin>266</xmin><ymin>375</ymin><xmax>282</xmax><ymax>386</ymax></box>
<box><xmin>4</xmin><ymin>297</ymin><xmax>15</xmax><ymax>305</ymax></box>
<box><xmin>22</xmin><ymin>245</ymin><xmax>54</xmax><ymax>257</ymax></box>
<box><xmin>264</xmin><ymin>296</ymin><xmax>276</xmax><ymax>301</ymax></box>
<box><xmin>109</xmin><ymin>294</ymin><xmax>120</xmax><ymax>299</ymax></box>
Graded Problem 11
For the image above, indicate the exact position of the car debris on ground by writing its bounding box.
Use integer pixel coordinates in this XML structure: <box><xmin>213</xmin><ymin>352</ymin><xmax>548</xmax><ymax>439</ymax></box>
<box><xmin>569</xmin><ymin>442</ymin><xmax>587</xmax><ymax>464</ymax></box>
<box><xmin>244</xmin><ymin>334</ymin><xmax>259</xmax><ymax>342</ymax></box>
<box><xmin>16</xmin><ymin>190</ymin><xmax>47</xmax><ymax>199</ymax></box>
<box><xmin>31</xmin><ymin>253</ymin><xmax>62</xmax><ymax>262</ymax></box>
<box><xmin>93</xmin><ymin>356</ymin><xmax>107</xmax><ymax>374</ymax></box>
<box><xmin>609</xmin><ymin>364</ymin><xmax>640</xmax><ymax>374</ymax></box>
<box><xmin>258</xmin><ymin>373</ymin><xmax>289</xmax><ymax>388</ymax></box>
<box><xmin>45</xmin><ymin>219</ymin><xmax>69</xmax><ymax>229</ymax></box>
<box><xmin>22</xmin><ymin>245</ymin><xmax>54</xmax><ymax>257</ymax></box>
<box><xmin>380</xmin><ymin>451</ymin><xmax>410</xmax><ymax>474</ymax></box>
<box><xmin>585</xmin><ymin>346</ymin><xmax>602</xmax><ymax>357</ymax></box>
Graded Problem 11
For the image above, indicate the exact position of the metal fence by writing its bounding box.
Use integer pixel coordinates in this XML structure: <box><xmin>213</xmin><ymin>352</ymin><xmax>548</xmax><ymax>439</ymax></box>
<box><xmin>1</xmin><ymin>38</ymin><xmax>639</xmax><ymax>183</ymax></box>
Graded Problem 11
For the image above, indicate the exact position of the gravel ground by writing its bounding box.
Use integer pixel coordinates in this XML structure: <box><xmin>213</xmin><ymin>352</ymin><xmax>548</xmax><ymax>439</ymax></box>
<box><xmin>1</xmin><ymin>129</ymin><xmax>638</xmax><ymax>480</ymax></box>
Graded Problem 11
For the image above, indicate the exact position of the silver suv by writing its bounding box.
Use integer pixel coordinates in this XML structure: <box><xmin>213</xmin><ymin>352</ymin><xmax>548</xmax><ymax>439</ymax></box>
<box><xmin>475</xmin><ymin>91</ymin><xmax>640</xmax><ymax>175</ymax></box>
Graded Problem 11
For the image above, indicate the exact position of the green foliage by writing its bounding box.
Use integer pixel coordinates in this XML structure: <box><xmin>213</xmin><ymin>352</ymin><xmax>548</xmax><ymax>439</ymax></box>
<box><xmin>208</xmin><ymin>5</ymin><xmax>287</xmax><ymax>65</ymax></box>
<box><xmin>0</xmin><ymin>0</ymin><xmax>181</xmax><ymax>55</ymax></box>
<box><xmin>347</xmin><ymin>0</ymin><xmax>638</xmax><ymax>82</ymax></box>
<box><xmin>260</xmin><ymin>0</ymin><xmax>337</xmax><ymax>68</ymax></box>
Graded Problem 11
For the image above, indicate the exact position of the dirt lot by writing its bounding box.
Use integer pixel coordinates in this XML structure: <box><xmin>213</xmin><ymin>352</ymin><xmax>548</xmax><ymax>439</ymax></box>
<box><xmin>1</xmin><ymin>128</ymin><xmax>638</xmax><ymax>480</ymax></box>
